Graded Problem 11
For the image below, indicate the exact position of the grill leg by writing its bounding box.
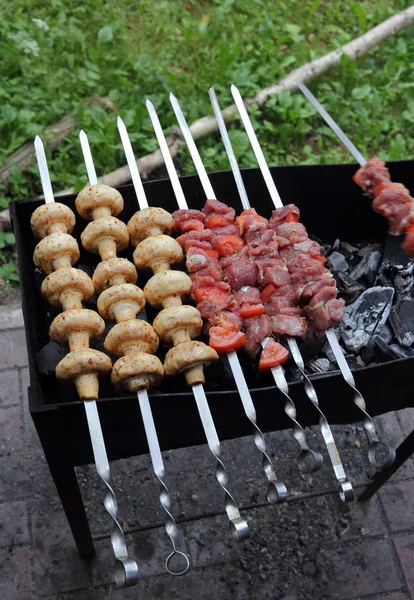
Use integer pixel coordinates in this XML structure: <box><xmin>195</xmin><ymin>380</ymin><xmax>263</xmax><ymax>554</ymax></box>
<box><xmin>358</xmin><ymin>427</ymin><xmax>414</xmax><ymax>501</ymax></box>
<box><xmin>32</xmin><ymin>410</ymin><xmax>95</xmax><ymax>558</ymax></box>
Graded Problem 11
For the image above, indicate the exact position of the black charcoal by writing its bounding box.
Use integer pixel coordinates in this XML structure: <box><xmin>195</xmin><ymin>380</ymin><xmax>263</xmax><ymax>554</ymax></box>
<box><xmin>356</xmin><ymin>243</ymin><xmax>382</xmax><ymax>258</ymax></box>
<box><xmin>36</xmin><ymin>341</ymin><xmax>66</xmax><ymax>375</ymax></box>
<box><xmin>335</xmin><ymin>272</ymin><xmax>365</xmax><ymax>304</ymax></box>
<box><xmin>349</xmin><ymin>250</ymin><xmax>381</xmax><ymax>284</ymax></box>
<box><xmin>389</xmin><ymin>344</ymin><xmax>409</xmax><ymax>359</ymax></box>
<box><xmin>327</xmin><ymin>251</ymin><xmax>348</xmax><ymax>273</ymax></box>
<box><xmin>389</xmin><ymin>301</ymin><xmax>414</xmax><ymax>347</ymax></box>
<box><xmin>370</xmin><ymin>335</ymin><xmax>403</xmax><ymax>363</ymax></box>
<box><xmin>307</xmin><ymin>358</ymin><xmax>331</xmax><ymax>373</ymax></box>
<box><xmin>340</xmin><ymin>286</ymin><xmax>394</xmax><ymax>352</ymax></box>
<box><xmin>340</xmin><ymin>242</ymin><xmax>359</xmax><ymax>257</ymax></box>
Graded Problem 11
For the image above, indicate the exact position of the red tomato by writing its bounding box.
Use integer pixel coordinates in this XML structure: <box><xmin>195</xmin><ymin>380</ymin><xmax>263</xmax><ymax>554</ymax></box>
<box><xmin>181</xmin><ymin>219</ymin><xmax>205</xmax><ymax>232</ymax></box>
<box><xmin>209</xmin><ymin>327</ymin><xmax>246</xmax><ymax>354</ymax></box>
<box><xmin>260</xmin><ymin>284</ymin><xmax>277</xmax><ymax>303</ymax></box>
<box><xmin>259</xmin><ymin>339</ymin><xmax>289</xmax><ymax>371</ymax></box>
<box><xmin>205</xmin><ymin>214</ymin><xmax>234</xmax><ymax>228</ymax></box>
<box><xmin>285</xmin><ymin>212</ymin><xmax>299</xmax><ymax>223</ymax></box>
<box><xmin>193</xmin><ymin>286</ymin><xmax>230</xmax><ymax>305</ymax></box>
<box><xmin>239</xmin><ymin>303</ymin><xmax>265</xmax><ymax>318</ymax></box>
<box><xmin>213</xmin><ymin>234</ymin><xmax>244</xmax><ymax>256</ymax></box>
<box><xmin>406</xmin><ymin>223</ymin><xmax>414</xmax><ymax>234</ymax></box>
<box><xmin>205</xmin><ymin>249</ymin><xmax>220</xmax><ymax>259</ymax></box>
<box><xmin>314</xmin><ymin>255</ymin><xmax>327</xmax><ymax>264</ymax></box>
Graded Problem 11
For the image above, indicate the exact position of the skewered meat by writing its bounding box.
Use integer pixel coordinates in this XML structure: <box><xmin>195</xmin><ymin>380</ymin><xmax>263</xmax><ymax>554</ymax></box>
<box><xmin>353</xmin><ymin>157</ymin><xmax>414</xmax><ymax>256</ymax></box>
<box><xmin>30</xmin><ymin>203</ymin><xmax>112</xmax><ymax>399</ymax></box>
<box><xmin>75</xmin><ymin>185</ymin><xmax>164</xmax><ymax>392</ymax></box>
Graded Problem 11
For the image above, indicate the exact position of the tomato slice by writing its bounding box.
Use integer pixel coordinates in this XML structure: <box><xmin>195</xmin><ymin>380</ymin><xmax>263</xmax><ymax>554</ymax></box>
<box><xmin>205</xmin><ymin>249</ymin><xmax>220</xmax><ymax>259</ymax></box>
<box><xmin>209</xmin><ymin>326</ymin><xmax>246</xmax><ymax>354</ymax></box>
<box><xmin>239</xmin><ymin>303</ymin><xmax>265</xmax><ymax>318</ymax></box>
<box><xmin>406</xmin><ymin>223</ymin><xmax>414</xmax><ymax>235</ymax></box>
<box><xmin>181</xmin><ymin>219</ymin><xmax>205</xmax><ymax>232</ymax></box>
<box><xmin>260</xmin><ymin>284</ymin><xmax>277</xmax><ymax>303</ymax></box>
<box><xmin>314</xmin><ymin>255</ymin><xmax>327</xmax><ymax>264</ymax></box>
<box><xmin>213</xmin><ymin>234</ymin><xmax>244</xmax><ymax>256</ymax></box>
<box><xmin>193</xmin><ymin>286</ymin><xmax>230</xmax><ymax>305</ymax></box>
<box><xmin>236</xmin><ymin>209</ymin><xmax>268</xmax><ymax>235</ymax></box>
<box><xmin>205</xmin><ymin>214</ymin><xmax>234</xmax><ymax>228</ymax></box>
<box><xmin>259</xmin><ymin>339</ymin><xmax>289</xmax><ymax>371</ymax></box>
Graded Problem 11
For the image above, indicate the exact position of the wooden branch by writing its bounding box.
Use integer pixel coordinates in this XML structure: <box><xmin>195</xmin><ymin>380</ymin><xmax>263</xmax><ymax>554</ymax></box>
<box><xmin>55</xmin><ymin>5</ymin><xmax>413</xmax><ymax>195</ymax></box>
<box><xmin>1</xmin><ymin>96</ymin><xmax>114</xmax><ymax>186</ymax></box>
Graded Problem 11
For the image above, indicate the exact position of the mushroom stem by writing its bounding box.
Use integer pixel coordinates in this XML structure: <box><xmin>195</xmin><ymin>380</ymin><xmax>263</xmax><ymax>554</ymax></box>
<box><xmin>49</xmin><ymin>222</ymin><xmax>67</xmax><ymax>234</ymax></box>
<box><xmin>68</xmin><ymin>331</ymin><xmax>90</xmax><ymax>352</ymax></box>
<box><xmin>171</xmin><ymin>330</ymin><xmax>191</xmax><ymax>346</ymax></box>
<box><xmin>92</xmin><ymin>206</ymin><xmax>112</xmax><ymax>220</ymax></box>
<box><xmin>113</xmin><ymin>302</ymin><xmax>140</xmax><ymax>322</ymax></box>
<box><xmin>61</xmin><ymin>291</ymin><xmax>84</xmax><ymax>311</ymax></box>
<box><xmin>98</xmin><ymin>238</ymin><xmax>118</xmax><ymax>261</ymax></box>
<box><xmin>76</xmin><ymin>374</ymin><xmax>99</xmax><ymax>400</ymax></box>
<box><xmin>152</xmin><ymin>260</ymin><xmax>171</xmax><ymax>274</ymax></box>
<box><xmin>109</xmin><ymin>274</ymin><xmax>127</xmax><ymax>287</ymax></box>
<box><xmin>53</xmin><ymin>255</ymin><xmax>73</xmax><ymax>270</ymax></box>
<box><xmin>162</xmin><ymin>296</ymin><xmax>182</xmax><ymax>308</ymax></box>
<box><xmin>185</xmin><ymin>365</ymin><xmax>205</xmax><ymax>386</ymax></box>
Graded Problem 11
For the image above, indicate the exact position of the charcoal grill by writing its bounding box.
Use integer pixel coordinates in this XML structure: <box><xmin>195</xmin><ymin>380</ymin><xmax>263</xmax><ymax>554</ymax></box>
<box><xmin>10</xmin><ymin>159</ymin><xmax>414</xmax><ymax>561</ymax></box>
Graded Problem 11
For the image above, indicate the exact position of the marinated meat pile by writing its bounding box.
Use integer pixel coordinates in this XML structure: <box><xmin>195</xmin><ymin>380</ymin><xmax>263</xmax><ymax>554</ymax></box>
<box><xmin>353</xmin><ymin>158</ymin><xmax>414</xmax><ymax>256</ymax></box>
<box><xmin>173</xmin><ymin>199</ymin><xmax>345</xmax><ymax>369</ymax></box>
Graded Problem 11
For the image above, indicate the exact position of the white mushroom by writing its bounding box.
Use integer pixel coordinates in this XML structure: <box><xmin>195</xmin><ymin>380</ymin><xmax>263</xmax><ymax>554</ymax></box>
<box><xmin>133</xmin><ymin>235</ymin><xmax>183</xmax><ymax>274</ymax></box>
<box><xmin>153</xmin><ymin>305</ymin><xmax>202</xmax><ymax>345</ymax></box>
<box><xmin>56</xmin><ymin>348</ymin><xmax>112</xmax><ymax>400</ymax></box>
<box><xmin>41</xmin><ymin>268</ymin><xmax>94</xmax><ymax>310</ymax></box>
<box><xmin>49</xmin><ymin>309</ymin><xmax>105</xmax><ymax>350</ymax></box>
<box><xmin>33</xmin><ymin>232</ymin><xmax>80</xmax><ymax>274</ymax></box>
<box><xmin>104</xmin><ymin>320</ymin><xmax>159</xmax><ymax>357</ymax></box>
<box><xmin>164</xmin><ymin>341</ymin><xmax>218</xmax><ymax>386</ymax></box>
<box><xmin>31</xmin><ymin>203</ymin><xmax>76</xmax><ymax>239</ymax></box>
<box><xmin>111</xmin><ymin>352</ymin><xmax>164</xmax><ymax>392</ymax></box>
<box><xmin>97</xmin><ymin>283</ymin><xmax>145</xmax><ymax>322</ymax></box>
<box><xmin>81</xmin><ymin>216</ymin><xmax>128</xmax><ymax>261</ymax></box>
<box><xmin>93</xmin><ymin>258</ymin><xmax>137</xmax><ymax>295</ymax></box>
<box><xmin>75</xmin><ymin>184</ymin><xmax>124</xmax><ymax>220</ymax></box>
<box><xmin>144</xmin><ymin>271</ymin><xmax>191</xmax><ymax>309</ymax></box>
<box><xmin>127</xmin><ymin>207</ymin><xmax>174</xmax><ymax>246</ymax></box>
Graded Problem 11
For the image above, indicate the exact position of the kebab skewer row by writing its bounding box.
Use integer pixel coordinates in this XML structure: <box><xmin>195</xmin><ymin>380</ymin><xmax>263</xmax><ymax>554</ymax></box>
<box><xmin>117</xmin><ymin>119</ymin><xmax>253</xmax><ymax>538</ymax></box>
<box><xmin>76</xmin><ymin>132</ymin><xmax>190</xmax><ymax>575</ymax></box>
<box><xmin>233</xmin><ymin>83</ymin><xmax>396</xmax><ymax>473</ymax></box>
<box><xmin>140</xmin><ymin>103</ymin><xmax>290</xmax><ymax>510</ymax></box>
<box><xmin>31</xmin><ymin>136</ymin><xmax>138</xmax><ymax>588</ymax></box>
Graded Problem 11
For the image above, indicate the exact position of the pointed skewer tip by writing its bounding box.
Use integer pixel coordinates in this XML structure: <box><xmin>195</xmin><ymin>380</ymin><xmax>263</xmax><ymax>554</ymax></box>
<box><xmin>169</xmin><ymin>92</ymin><xmax>177</xmax><ymax>102</ymax></box>
<box><xmin>145</xmin><ymin>98</ymin><xmax>154</xmax><ymax>109</ymax></box>
<box><xmin>117</xmin><ymin>115</ymin><xmax>123</xmax><ymax>126</ymax></box>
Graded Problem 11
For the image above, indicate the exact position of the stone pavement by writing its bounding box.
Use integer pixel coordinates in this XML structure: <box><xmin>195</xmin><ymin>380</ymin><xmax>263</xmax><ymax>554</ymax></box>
<box><xmin>1</xmin><ymin>304</ymin><xmax>414</xmax><ymax>599</ymax></box>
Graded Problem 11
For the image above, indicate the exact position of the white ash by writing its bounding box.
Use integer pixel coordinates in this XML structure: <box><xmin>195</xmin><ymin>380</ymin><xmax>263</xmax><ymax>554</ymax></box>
<box><xmin>327</xmin><ymin>251</ymin><xmax>348</xmax><ymax>273</ymax></box>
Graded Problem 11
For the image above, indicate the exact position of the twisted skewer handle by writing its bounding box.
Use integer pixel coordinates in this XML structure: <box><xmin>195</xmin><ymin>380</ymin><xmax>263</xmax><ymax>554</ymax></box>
<box><xmin>325</xmin><ymin>330</ymin><xmax>396</xmax><ymax>470</ymax></box>
<box><xmin>192</xmin><ymin>384</ymin><xmax>249</xmax><ymax>540</ymax></box>
<box><xmin>227</xmin><ymin>351</ymin><xmax>287</xmax><ymax>504</ymax></box>
<box><xmin>269</xmin><ymin>354</ymin><xmax>323</xmax><ymax>474</ymax></box>
<box><xmin>84</xmin><ymin>401</ymin><xmax>139</xmax><ymax>587</ymax></box>
<box><xmin>137</xmin><ymin>390</ymin><xmax>190</xmax><ymax>575</ymax></box>
<box><xmin>287</xmin><ymin>339</ymin><xmax>354</xmax><ymax>503</ymax></box>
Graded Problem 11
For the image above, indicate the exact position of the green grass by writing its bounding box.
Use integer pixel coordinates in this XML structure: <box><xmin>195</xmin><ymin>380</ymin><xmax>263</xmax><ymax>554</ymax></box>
<box><xmin>0</xmin><ymin>0</ymin><xmax>413</xmax><ymax>282</ymax></box>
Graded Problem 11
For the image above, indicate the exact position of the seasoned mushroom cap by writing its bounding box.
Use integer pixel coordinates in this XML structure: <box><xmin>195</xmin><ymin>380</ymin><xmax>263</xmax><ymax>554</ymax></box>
<box><xmin>164</xmin><ymin>341</ymin><xmax>218</xmax><ymax>379</ymax></box>
<box><xmin>30</xmin><ymin>203</ymin><xmax>76</xmax><ymax>239</ymax></box>
<box><xmin>127</xmin><ymin>207</ymin><xmax>174</xmax><ymax>246</ymax></box>
<box><xmin>104</xmin><ymin>320</ymin><xmax>159</xmax><ymax>357</ymax></box>
<box><xmin>133</xmin><ymin>235</ymin><xmax>183</xmax><ymax>273</ymax></box>
<box><xmin>97</xmin><ymin>283</ymin><xmax>145</xmax><ymax>322</ymax></box>
<box><xmin>56</xmin><ymin>348</ymin><xmax>112</xmax><ymax>400</ymax></box>
<box><xmin>49</xmin><ymin>309</ymin><xmax>105</xmax><ymax>346</ymax></box>
<box><xmin>33</xmin><ymin>232</ymin><xmax>80</xmax><ymax>274</ymax></box>
<box><xmin>41</xmin><ymin>267</ymin><xmax>94</xmax><ymax>309</ymax></box>
<box><xmin>93</xmin><ymin>258</ymin><xmax>137</xmax><ymax>295</ymax></box>
<box><xmin>153</xmin><ymin>305</ymin><xmax>202</xmax><ymax>345</ymax></box>
<box><xmin>111</xmin><ymin>351</ymin><xmax>163</xmax><ymax>392</ymax></box>
<box><xmin>80</xmin><ymin>216</ymin><xmax>128</xmax><ymax>256</ymax></box>
<box><xmin>75</xmin><ymin>184</ymin><xmax>124</xmax><ymax>220</ymax></box>
<box><xmin>144</xmin><ymin>271</ymin><xmax>191</xmax><ymax>309</ymax></box>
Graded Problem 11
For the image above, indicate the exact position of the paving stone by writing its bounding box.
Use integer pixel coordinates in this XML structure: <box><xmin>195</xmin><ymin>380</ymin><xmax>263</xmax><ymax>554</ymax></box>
<box><xmin>0</xmin><ymin>329</ymin><xmax>28</xmax><ymax>369</ymax></box>
<box><xmin>380</xmin><ymin>480</ymin><xmax>414</xmax><ymax>532</ymax></box>
<box><xmin>0</xmin><ymin>304</ymin><xmax>24</xmax><ymax>330</ymax></box>
<box><xmin>21</xmin><ymin>367</ymin><xmax>41</xmax><ymax>449</ymax></box>
<box><xmin>0</xmin><ymin>452</ymin><xmax>32</xmax><ymax>501</ymax></box>
<box><xmin>0</xmin><ymin>369</ymin><xmax>20</xmax><ymax>406</ymax></box>
<box><xmin>0</xmin><ymin>501</ymin><xmax>29</xmax><ymax>548</ymax></box>
<box><xmin>182</xmin><ymin>513</ymin><xmax>238</xmax><ymax>570</ymax></box>
<box><xmin>319</xmin><ymin>539</ymin><xmax>400</xmax><ymax>599</ymax></box>
<box><xmin>0</xmin><ymin>405</ymin><xmax>23</xmax><ymax>456</ymax></box>
<box><xmin>394</xmin><ymin>534</ymin><xmax>414</xmax><ymax>597</ymax></box>
<box><xmin>397</xmin><ymin>407</ymin><xmax>414</xmax><ymax>438</ymax></box>
<box><xmin>372</xmin><ymin>411</ymin><xmax>405</xmax><ymax>448</ymax></box>
<box><xmin>0</xmin><ymin>546</ymin><xmax>31</xmax><ymax>600</ymax></box>
<box><xmin>351</xmin><ymin>593</ymin><xmax>408</xmax><ymax>600</ymax></box>
<box><xmin>55</xmin><ymin>587</ymin><xmax>110</xmax><ymax>599</ymax></box>
<box><xmin>29</xmin><ymin>498</ymin><xmax>93</xmax><ymax>596</ymax></box>
<box><xmin>325</xmin><ymin>492</ymin><xmax>386</xmax><ymax>540</ymax></box>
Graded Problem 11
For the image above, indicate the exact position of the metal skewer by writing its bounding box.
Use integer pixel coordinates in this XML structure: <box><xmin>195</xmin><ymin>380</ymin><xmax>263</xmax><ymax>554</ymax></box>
<box><xmin>209</xmin><ymin>87</ymin><xmax>323</xmax><ymax>474</ymax></box>
<box><xmin>165</xmin><ymin>93</ymin><xmax>289</xmax><ymax>502</ymax></box>
<box><xmin>230</xmin><ymin>85</ymin><xmax>354</xmax><ymax>502</ymax></box>
<box><xmin>34</xmin><ymin>135</ymin><xmax>139</xmax><ymax>588</ymax></box>
<box><xmin>79</xmin><ymin>130</ymin><xmax>190</xmax><ymax>575</ymax></box>
<box><xmin>118</xmin><ymin>117</ymin><xmax>250</xmax><ymax>540</ymax></box>
<box><xmin>296</xmin><ymin>81</ymin><xmax>396</xmax><ymax>471</ymax></box>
